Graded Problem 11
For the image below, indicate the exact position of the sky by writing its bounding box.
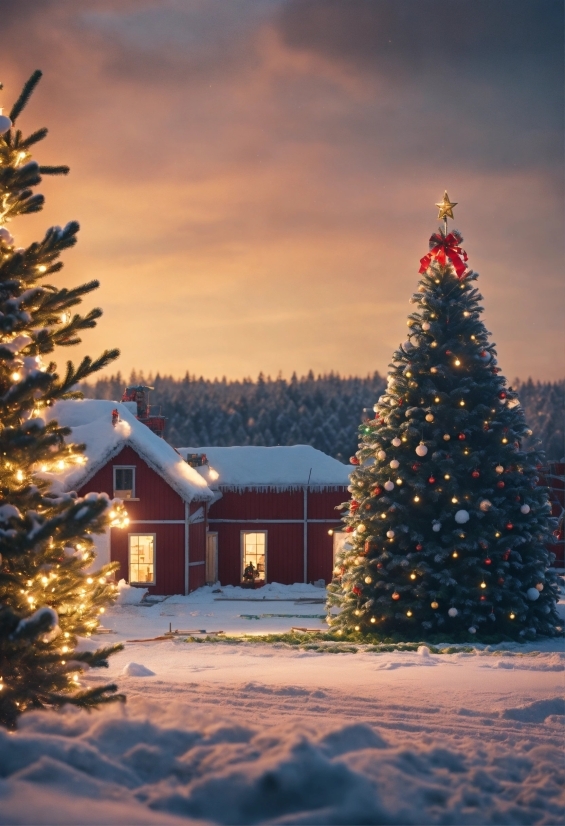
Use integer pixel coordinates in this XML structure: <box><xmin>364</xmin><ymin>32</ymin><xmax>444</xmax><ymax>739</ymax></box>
<box><xmin>1</xmin><ymin>0</ymin><xmax>563</xmax><ymax>382</ymax></box>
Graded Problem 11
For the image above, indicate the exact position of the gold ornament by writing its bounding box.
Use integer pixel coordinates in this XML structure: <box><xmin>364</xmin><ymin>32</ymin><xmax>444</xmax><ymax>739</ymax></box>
<box><xmin>435</xmin><ymin>191</ymin><xmax>457</xmax><ymax>220</ymax></box>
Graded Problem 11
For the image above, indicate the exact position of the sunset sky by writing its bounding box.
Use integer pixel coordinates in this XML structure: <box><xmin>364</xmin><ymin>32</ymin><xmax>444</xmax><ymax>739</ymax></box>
<box><xmin>2</xmin><ymin>0</ymin><xmax>563</xmax><ymax>381</ymax></box>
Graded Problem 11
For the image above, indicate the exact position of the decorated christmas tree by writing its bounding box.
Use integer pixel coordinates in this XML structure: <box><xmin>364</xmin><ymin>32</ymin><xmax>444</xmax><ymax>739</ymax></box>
<box><xmin>327</xmin><ymin>193</ymin><xmax>561</xmax><ymax>642</ymax></box>
<box><xmin>0</xmin><ymin>71</ymin><xmax>127</xmax><ymax>728</ymax></box>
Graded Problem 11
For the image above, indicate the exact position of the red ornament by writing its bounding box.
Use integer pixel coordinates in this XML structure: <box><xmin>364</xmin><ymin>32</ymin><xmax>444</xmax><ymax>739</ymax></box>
<box><xmin>350</xmin><ymin>456</ymin><xmax>360</xmax><ymax>465</ymax></box>
<box><xmin>392</xmin><ymin>592</ymin><xmax>400</xmax><ymax>601</ymax></box>
<box><xmin>480</xmin><ymin>350</ymin><xmax>487</xmax><ymax>357</ymax></box>
<box><xmin>350</xmin><ymin>501</ymin><xmax>359</xmax><ymax>511</ymax></box>
<box><xmin>502</xmin><ymin>550</ymin><xmax>511</xmax><ymax>561</ymax></box>
<box><xmin>497</xmin><ymin>481</ymin><xmax>505</xmax><ymax>489</ymax></box>
<box><xmin>458</xmin><ymin>433</ymin><xmax>466</xmax><ymax>440</ymax></box>
<box><xmin>373</xmin><ymin>486</ymin><xmax>383</xmax><ymax>496</ymax></box>
<box><xmin>377</xmin><ymin>563</ymin><xmax>383</xmax><ymax>569</ymax></box>
<box><xmin>419</xmin><ymin>230</ymin><xmax>469</xmax><ymax>278</ymax></box>
<box><xmin>515</xmin><ymin>496</ymin><xmax>521</xmax><ymax>502</ymax></box>
<box><xmin>352</xmin><ymin>585</ymin><xmax>362</xmax><ymax>596</ymax></box>
<box><xmin>445</xmin><ymin>350</ymin><xmax>452</xmax><ymax>355</ymax></box>
<box><xmin>498</xmin><ymin>577</ymin><xmax>505</xmax><ymax>585</ymax></box>
<box><xmin>411</xmin><ymin>462</ymin><xmax>421</xmax><ymax>471</ymax></box>
<box><xmin>480</xmin><ymin>541</ymin><xmax>488</xmax><ymax>549</ymax></box>
<box><xmin>506</xmin><ymin>522</ymin><xmax>513</xmax><ymax>530</ymax></box>
<box><xmin>416</xmin><ymin>544</ymin><xmax>423</xmax><ymax>551</ymax></box>
<box><xmin>484</xmin><ymin>558</ymin><xmax>492</xmax><ymax>565</ymax></box>
<box><xmin>499</xmin><ymin>391</ymin><xmax>506</xmax><ymax>399</ymax></box>
<box><xmin>472</xmin><ymin>470</ymin><xmax>480</xmax><ymax>478</ymax></box>
<box><xmin>480</xmin><ymin>595</ymin><xmax>487</xmax><ymax>602</ymax></box>
<box><xmin>345</xmin><ymin>526</ymin><xmax>354</xmax><ymax>533</ymax></box>
<box><xmin>428</xmin><ymin>477</ymin><xmax>436</xmax><ymax>484</ymax></box>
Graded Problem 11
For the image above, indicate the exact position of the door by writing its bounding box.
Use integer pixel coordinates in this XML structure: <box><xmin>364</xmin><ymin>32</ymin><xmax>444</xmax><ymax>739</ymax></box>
<box><xmin>206</xmin><ymin>532</ymin><xmax>218</xmax><ymax>585</ymax></box>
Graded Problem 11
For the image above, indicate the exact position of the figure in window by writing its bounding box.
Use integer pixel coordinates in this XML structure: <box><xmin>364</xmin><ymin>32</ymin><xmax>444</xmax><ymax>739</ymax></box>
<box><xmin>243</xmin><ymin>561</ymin><xmax>257</xmax><ymax>581</ymax></box>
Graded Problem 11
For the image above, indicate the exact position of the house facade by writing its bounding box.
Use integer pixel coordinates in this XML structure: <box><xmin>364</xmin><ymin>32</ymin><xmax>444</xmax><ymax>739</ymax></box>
<box><xmin>177</xmin><ymin>446</ymin><xmax>350</xmax><ymax>587</ymax></box>
<box><xmin>45</xmin><ymin>399</ymin><xmax>214</xmax><ymax>596</ymax></box>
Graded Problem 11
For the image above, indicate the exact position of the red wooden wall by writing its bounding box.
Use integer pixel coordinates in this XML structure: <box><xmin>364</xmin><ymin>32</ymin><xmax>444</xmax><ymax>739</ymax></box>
<box><xmin>210</xmin><ymin>487</ymin><xmax>345</xmax><ymax>586</ymax></box>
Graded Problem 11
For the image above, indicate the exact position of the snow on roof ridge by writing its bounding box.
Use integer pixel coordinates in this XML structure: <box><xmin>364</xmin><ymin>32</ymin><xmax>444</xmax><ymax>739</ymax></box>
<box><xmin>176</xmin><ymin>445</ymin><xmax>350</xmax><ymax>491</ymax></box>
<box><xmin>45</xmin><ymin>399</ymin><xmax>213</xmax><ymax>502</ymax></box>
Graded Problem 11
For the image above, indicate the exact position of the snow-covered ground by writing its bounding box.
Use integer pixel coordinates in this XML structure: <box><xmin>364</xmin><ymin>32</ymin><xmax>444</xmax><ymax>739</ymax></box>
<box><xmin>1</xmin><ymin>583</ymin><xmax>564</xmax><ymax>825</ymax></box>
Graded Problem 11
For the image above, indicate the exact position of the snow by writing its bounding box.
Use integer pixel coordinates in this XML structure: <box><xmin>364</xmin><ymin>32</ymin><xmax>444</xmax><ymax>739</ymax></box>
<box><xmin>43</xmin><ymin>399</ymin><xmax>213</xmax><ymax>503</ymax></box>
<box><xmin>116</xmin><ymin>579</ymin><xmax>148</xmax><ymax>605</ymax></box>
<box><xmin>1</xmin><ymin>583</ymin><xmax>564</xmax><ymax>825</ymax></box>
<box><xmin>177</xmin><ymin>445</ymin><xmax>350</xmax><ymax>491</ymax></box>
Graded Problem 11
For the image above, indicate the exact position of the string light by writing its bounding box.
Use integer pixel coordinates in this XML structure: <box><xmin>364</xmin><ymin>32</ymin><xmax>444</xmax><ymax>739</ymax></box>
<box><xmin>406</xmin><ymin>610</ymin><xmax>413</xmax><ymax>617</ymax></box>
<box><xmin>37</xmin><ymin>265</ymin><xmax>47</xmax><ymax>273</ymax></box>
<box><xmin>410</xmin><ymin>572</ymin><xmax>417</xmax><ymax>580</ymax></box>
<box><xmin>444</xmin><ymin>474</ymin><xmax>450</xmax><ymax>480</ymax></box>
<box><xmin>452</xmin><ymin>551</ymin><xmax>459</xmax><ymax>558</ymax></box>
<box><xmin>459</xmin><ymin>400</ymin><xmax>465</xmax><ymax>406</ymax></box>
<box><xmin>480</xmin><ymin>582</ymin><xmax>487</xmax><ymax>589</ymax></box>
<box><xmin>11</xmin><ymin>371</ymin><xmax>21</xmax><ymax>381</ymax></box>
<box><xmin>451</xmin><ymin>497</ymin><xmax>458</xmax><ymax>503</ymax></box>
<box><xmin>454</xmin><ymin>359</ymin><xmax>461</xmax><ymax>366</ymax></box>
<box><xmin>413</xmin><ymin>495</ymin><xmax>420</xmax><ymax>502</ymax></box>
<box><xmin>509</xmin><ymin>613</ymin><xmax>515</xmax><ymax>619</ymax></box>
<box><xmin>370</xmin><ymin>617</ymin><xmax>376</xmax><ymax>624</ymax></box>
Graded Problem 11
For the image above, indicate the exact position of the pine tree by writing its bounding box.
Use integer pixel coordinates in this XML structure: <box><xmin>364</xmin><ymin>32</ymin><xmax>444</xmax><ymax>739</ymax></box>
<box><xmin>327</xmin><ymin>196</ymin><xmax>561</xmax><ymax>642</ymax></box>
<box><xmin>0</xmin><ymin>71</ymin><xmax>127</xmax><ymax>728</ymax></box>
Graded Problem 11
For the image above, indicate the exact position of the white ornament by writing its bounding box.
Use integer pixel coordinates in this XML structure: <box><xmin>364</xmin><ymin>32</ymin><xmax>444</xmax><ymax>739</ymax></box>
<box><xmin>364</xmin><ymin>576</ymin><xmax>372</xmax><ymax>584</ymax></box>
<box><xmin>432</xmin><ymin>521</ymin><xmax>441</xmax><ymax>532</ymax></box>
<box><xmin>468</xmin><ymin>626</ymin><xmax>477</xmax><ymax>634</ymax></box>
<box><xmin>403</xmin><ymin>340</ymin><xmax>414</xmax><ymax>351</ymax></box>
<box><xmin>390</xmin><ymin>459</ymin><xmax>400</xmax><ymax>469</ymax></box>
<box><xmin>392</xmin><ymin>437</ymin><xmax>401</xmax><ymax>447</ymax></box>
<box><xmin>386</xmin><ymin>530</ymin><xmax>395</xmax><ymax>539</ymax></box>
<box><xmin>0</xmin><ymin>227</ymin><xmax>14</xmax><ymax>245</ymax></box>
<box><xmin>455</xmin><ymin>509</ymin><xmax>470</xmax><ymax>524</ymax></box>
<box><xmin>526</xmin><ymin>587</ymin><xmax>540</xmax><ymax>601</ymax></box>
<box><xmin>520</xmin><ymin>504</ymin><xmax>530</xmax><ymax>514</ymax></box>
<box><xmin>357</xmin><ymin>525</ymin><xmax>366</xmax><ymax>533</ymax></box>
<box><xmin>384</xmin><ymin>481</ymin><xmax>394</xmax><ymax>492</ymax></box>
<box><xmin>535</xmin><ymin>583</ymin><xmax>544</xmax><ymax>592</ymax></box>
<box><xmin>495</xmin><ymin>465</ymin><xmax>504</xmax><ymax>474</ymax></box>
<box><xmin>448</xmin><ymin>607</ymin><xmax>458</xmax><ymax>618</ymax></box>
<box><xmin>479</xmin><ymin>500</ymin><xmax>492</xmax><ymax>512</ymax></box>
<box><xmin>415</xmin><ymin>443</ymin><xmax>428</xmax><ymax>457</ymax></box>
<box><xmin>421</xmin><ymin>322</ymin><xmax>430</xmax><ymax>331</ymax></box>
<box><xmin>0</xmin><ymin>112</ymin><xmax>12</xmax><ymax>135</ymax></box>
<box><xmin>377</xmin><ymin>450</ymin><xmax>386</xmax><ymax>461</ymax></box>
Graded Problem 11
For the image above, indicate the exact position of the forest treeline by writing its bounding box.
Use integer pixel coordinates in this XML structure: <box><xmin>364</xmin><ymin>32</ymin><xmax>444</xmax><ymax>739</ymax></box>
<box><xmin>82</xmin><ymin>372</ymin><xmax>564</xmax><ymax>462</ymax></box>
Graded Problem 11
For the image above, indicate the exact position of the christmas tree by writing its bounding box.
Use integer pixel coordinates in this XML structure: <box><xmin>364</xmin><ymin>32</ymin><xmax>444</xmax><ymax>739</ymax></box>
<box><xmin>0</xmin><ymin>71</ymin><xmax>127</xmax><ymax>728</ymax></box>
<box><xmin>327</xmin><ymin>193</ymin><xmax>561</xmax><ymax>642</ymax></box>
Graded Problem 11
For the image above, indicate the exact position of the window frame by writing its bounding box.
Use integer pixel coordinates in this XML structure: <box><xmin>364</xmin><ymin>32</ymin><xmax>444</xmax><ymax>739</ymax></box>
<box><xmin>128</xmin><ymin>532</ymin><xmax>156</xmax><ymax>586</ymax></box>
<box><xmin>113</xmin><ymin>465</ymin><xmax>137</xmax><ymax>500</ymax></box>
<box><xmin>240</xmin><ymin>530</ymin><xmax>267</xmax><ymax>582</ymax></box>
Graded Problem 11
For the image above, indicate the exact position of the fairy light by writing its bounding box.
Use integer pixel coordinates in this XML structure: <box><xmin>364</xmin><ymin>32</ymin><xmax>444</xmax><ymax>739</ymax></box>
<box><xmin>57</xmin><ymin>460</ymin><xmax>65</xmax><ymax>470</ymax></box>
<box><xmin>413</xmin><ymin>495</ymin><xmax>420</xmax><ymax>502</ymax></box>
<box><xmin>328</xmin><ymin>529</ymin><xmax>334</xmax><ymax>536</ymax></box>
<box><xmin>459</xmin><ymin>400</ymin><xmax>465</xmax><ymax>406</ymax></box>
<box><xmin>370</xmin><ymin>617</ymin><xmax>376</xmax><ymax>624</ymax></box>
<box><xmin>454</xmin><ymin>359</ymin><xmax>461</xmax><ymax>366</ymax></box>
<box><xmin>37</xmin><ymin>265</ymin><xmax>47</xmax><ymax>273</ymax></box>
<box><xmin>434</xmin><ymin>396</ymin><xmax>440</xmax><ymax>403</ymax></box>
<box><xmin>16</xmin><ymin>470</ymin><xmax>24</xmax><ymax>481</ymax></box>
<box><xmin>451</xmin><ymin>497</ymin><xmax>458</xmax><ymax>504</ymax></box>
<box><xmin>396</xmin><ymin>478</ymin><xmax>403</xmax><ymax>485</ymax></box>
<box><xmin>502</xmin><ymin>437</ymin><xmax>508</xmax><ymax>444</ymax></box>
<box><xmin>354</xmin><ymin>625</ymin><xmax>360</xmax><ymax>632</ymax></box>
<box><xmin>380</xmin><ymin>513</ymin><xmax>386</xmax><ymax>519</ymax></box>
<box><xmin>11</xmin><ymin>371</ymin><xmax>21</xmax><ymax>381</ymax></box>
<box><xmin>406</xmin><ymin>610</ymin><xmax>413</xmax><ymax>617</ymax></box>
<box><xmin>452</xmin><ymin>551</ymin><xmax>458</xmax><ymax>558</ymax></box>
<box><xmin>509</xmin><ymin>613</ymin><xmax>515</xmax><ymax>620</ymax></box>
<box><xmin>444</xmin><ymin>474</ymin><xmax>450</xmax><ymax>480</ymax></box>
<box><xmin>410</xmin><ymin>572</ymin><xmax>416</xmax><ymax>580</ymax></box>
<box><xmin>480</xmin><ymin>582</ymin><xmax>487</xmax><ymax>589</ymax></box>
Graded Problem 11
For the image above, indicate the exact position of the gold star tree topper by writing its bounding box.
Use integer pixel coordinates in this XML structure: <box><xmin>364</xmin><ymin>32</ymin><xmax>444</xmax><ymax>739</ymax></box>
<box><xmin>436</xmin><ymin>191</ymin><xmax>457</xmax><ymax>220</ymax></box>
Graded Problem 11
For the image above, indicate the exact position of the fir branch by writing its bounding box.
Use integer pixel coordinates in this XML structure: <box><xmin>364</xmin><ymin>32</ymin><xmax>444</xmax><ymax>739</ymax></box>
<box><xmin>9</xmin><ymin>70</ymin><xmax>43</xmax><ymax>125</ymax></box>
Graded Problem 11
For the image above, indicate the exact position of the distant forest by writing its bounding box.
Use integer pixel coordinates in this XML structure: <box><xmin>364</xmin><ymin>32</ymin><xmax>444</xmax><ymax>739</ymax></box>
<box><xmin>82</xmin><ymin>372</ymin><xmax>564</xmax><ymax>462</ymax></box>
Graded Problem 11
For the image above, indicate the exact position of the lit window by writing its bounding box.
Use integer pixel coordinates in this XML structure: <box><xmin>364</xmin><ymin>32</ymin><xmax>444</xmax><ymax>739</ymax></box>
<box><xmin>242</xmin><ymin>531</ymin><xmax>267</xmax><ymax>582</ymax></box>
<box><xmin>129</xmin><ymin>534</ymin><xmax>155</xmax><ymax>584</ymax></box>
<box><xmin>114</xmin><ymin>466</ymin><xmax>135</xmax><ymax>499</ymax></box>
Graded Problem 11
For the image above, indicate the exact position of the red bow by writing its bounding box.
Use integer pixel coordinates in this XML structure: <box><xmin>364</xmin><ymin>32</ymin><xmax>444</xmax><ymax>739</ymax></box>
<box><xmin>419</xmin><ymin>231</ymin><xmax>468</xmax><ymax>278</ymax></box>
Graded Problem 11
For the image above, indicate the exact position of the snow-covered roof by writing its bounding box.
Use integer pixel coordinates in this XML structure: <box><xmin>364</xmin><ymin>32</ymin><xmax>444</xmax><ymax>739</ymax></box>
<box><xmin>176</xmin><ymin>445</ymin><xmax>350</xmax><ymax>492</ymax></box>
<box><xmin>44</xmin><ymin>399</ymin><xmax>213</xmax><ymax>502</ymax></box>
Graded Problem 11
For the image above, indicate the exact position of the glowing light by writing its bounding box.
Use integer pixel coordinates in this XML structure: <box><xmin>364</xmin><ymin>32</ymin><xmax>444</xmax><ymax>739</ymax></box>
<box><xmin>413</xmin><ymin>496</ymin><xmax>420</xmax><ymax>502</ymax></box>
<box><xmin>328</xmin><ymin>529</ymin><xmax>334</xmax><ymax>536</ymax></box>
<box><xmin>16</xmin><ymin>470</ymin><xmax>23</xmax><ymax>481</ymax></box>
<box><xmin>40</xmin><ymin>464</ymin><xmax>47</xmax><ymax>472</ymax></box>
<box><xmin>208</xmin><ymin>468</ymin><xmax>219</xmax><ymax>481</ymax></box>
<box><xmin>11</xmin><ymin>371</ymin><xmax>21</xmax><ymax>381</ymax></box>
<box><xmin>396</xmin><ymin>478</ymin><xmax>403</xmax><ymax>485</ymax></box>
<box><xmin>26</xmin><ymin>580</ymin><xmax>32</xmax><ymax>587</ymax></box>
<box><xmin>451</xmin><ymin>497</ymin><xmax>458</xmax><ymax>504</ymax></box>
<box><xmin>354</xmin><ymin>625</ymin><xmax>360</xmax><ymax>631</ymax></box>
<box><xmin>99</xmin><ymin>577</ymin><xmax>106</xmax><ymax>584</ymax></box>
<box><xmin>510</xmin><ymin>613</ymin><xmax>515</xmax><ymax>619</ymax></box>
<box><xmin>370</xmin><ymin>616</ymin><xmax>376</xmax><ymax>623</ymax></box>
<box><xmin>463</xmin><ymin>311</ymin><xmax>470</xmax><ymax>317</ymax></box>
<box><xmin>434</xmin><ymin>397</ymin><xmax>440</xmax><ymax>403</ymax></box>
<box><xmin>452</xmin><ymin>551</ymin><xmax>459</xmax><ymax>558</ymax></box>
<box><xmin>454</xmin><ymin>359</ymin><xmax>461</xmax><ymax>366</ymax></box>
<box><xmin>406</xmin><ymin>610</ymin><xmax>413</xmax><ymax>617</ymax></box>
<box><xmin>37</xmin><ymin>265</ymin><xmax>47</xmax><ymax>273</ymax></box>
<box><xmin>99</xmin><ymin>607</ymin><xmax>105</xmax><ymax>614</ymax></box>
<box><xmin>41</xmin><ymin>576</ymin><xmax>48</xmax><ymax>585</ymax></box>
<box><xmin>459</xmin><ymin>400</ymin><xmax>465</xmax><ymax>407</ymax></box>
<box><xmin>502</xmin><ymin>438</ymin><xmax>508</xmax><ymax>444</ymax></box>
<box><xmin>380</xmin><ymin>513</ymin><xmax>386</xmax><ymax>519</ymax></box>
<box><xmin>57</xmin><ymin>460</ymin><xmax>65</xmax><ymax>470</ymax></box>
<box><xmin>444</xmin><ymin>474</ymin><xmax>450</xmax><ymax>480</ymax></box>
<box><xmin>354</xmin><ymin>609</ymin><xmax>360</xmax><ymax>616</ymax></box>
<box><xmin>87</xmin><ymin>577</ymin><xmax>93</xmax><ymax>584</ymax></box>
<box><xmin>410</xmin><ymin>573</ymin><xmax>416</xmax><ymax>580</ymax></box>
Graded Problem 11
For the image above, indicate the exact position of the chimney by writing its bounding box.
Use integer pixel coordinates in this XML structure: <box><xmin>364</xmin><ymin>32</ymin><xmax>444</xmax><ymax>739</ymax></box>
<box><xmin>121</xmin><ymin>385</ymin><xmax>166</xmax><ymax>438</ymax></box>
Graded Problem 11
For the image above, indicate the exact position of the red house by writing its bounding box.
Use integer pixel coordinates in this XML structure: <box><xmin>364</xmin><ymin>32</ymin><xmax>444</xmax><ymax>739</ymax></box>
<box><xmin>177</xmin><ymin>446</ymin><xmax>350</xmax><ymax>586</ymax></box>
<box><xmin>538</xmin><ymin>462</ymin><xmax>565</xmax><ymax>569</ymax></box>
<box><xmin>45</xmin><ymin>399</ymin><xmax>214</xmax><ymax>595</ymax></box>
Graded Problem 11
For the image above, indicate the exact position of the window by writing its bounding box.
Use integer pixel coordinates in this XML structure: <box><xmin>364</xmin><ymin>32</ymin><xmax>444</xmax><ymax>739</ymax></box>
<box><xmin>114</xmin><ymin>466</ymin><xmax>135</xmax><ymax>499</ymax></box>
<box><xmin>129</xmin><ymin>534</ymin><xmax>155</xmax><ymax>584</ymax></box>
<box><xmin>241</xmin><ymin>531</ymin><xmax>266</xmax><ymax>582</ymax></box>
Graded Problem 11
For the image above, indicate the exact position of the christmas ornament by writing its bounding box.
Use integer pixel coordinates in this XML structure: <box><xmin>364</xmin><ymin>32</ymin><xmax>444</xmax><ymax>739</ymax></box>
<box><xmin>497</xmin><ymin>481</ymin><xmax>505</xmax><ymax>489</ymax></box>
<box><xmin>415</xmin><ymin>443</ymin><xmax>428</xmax><ymax>457</ymax></box>
<box><xmin>458</xmin><ymin>433</ymin><xmax>466</xmax><ymax>440</ymax></box>
<box><xmin>499</xmin><ymin>391</ymin><xmax>506</xmax><ymax>399</ymax></box>
<box><xmin>377</xmin><ymin>450</ymin><xmax>386</xmax><ymax>461</ymax></box>
<box><xmin>428</xmin><ymin>476</ymin><xmax>436</xmax><ymax>484</ymax></box>
<box><xmin>455</xmin><ymin>510</ymin><xmax>470</xmax><ymax>524</ymax></box>
<box><xmin>506</xmin><ymin>522</ymin><xmax>513</xmax><ymax>530</ymax></box>
<box><xmin>443</xmin><ymin>434</ymin><xmax>451</xmax><ymax>441</ymax></box>
<box><xmin>416</xmin><ymin>544</ymin><xmax>423</xmax><ymax>551</ymax></box>
<box><xmin>425</xmin><ymin>413</ymin><xmax>434</xmax><ymax>422</ymax></box>
<box><xmin>0</xmin><ymin>227</ymin><xmax>14</xmax><ymax>245</ymax></box>
<box><xmin>526</xmin><ymin>588</ymin><xmax>540</xmax><ymax>601</ymax></box>
<box><xmin>386</xmin><ymin>530</ymin><xmax>395</xmax><ymax>539</ymax></box>
<box><xmin>536</xmin><ymin>583</ymin><xmax>544</xmax><ymax>591</ymax></box>
<box><xmin>432</xmin><ymin>521</ymin><xmax>441</xmax><ymax>532</ymax></box>
<box><xmin>357</xmin><ymin>525</ymin><xmax>366</xmax><ymax>533</ymax></box>
<box><xmin>520</xmin><ymin>504</ymin><xmax>531</xmax><ymax>514</ymax></box>
<box><xmin>392</xmin><ymin>437</ymin><xmax>401</xmax><ymax>447</ymax></box>
<box><xmin>448</xmin><ymin>607</ymin><xmax>458</xmax><ymax>617</ymax></box>
<box><xmin>352</xmin><ymin>585</ymin><xmax>362</xmax><ymax>596</ymax></box>
<box><xmin>373</xmin><ymin>486</ymin><xmax>383</xmax><ymax>496</ymax></box>
<box><xmin>468</xmin><ymin>626</ymin><xmax>477</xmax><ymax>634</ymax></box>
<box><xmin>390</xmin><ymin>459</ymin><xmax>400</xmax><ymax>469</ymax></box>
<box><xmin>403</xmin><ymin>340</ymin><xmax>414</xmax><ymax>351</ymax></box>
<box><xmin>471</xmin><ymin>470</ymin><xmax>480</xmax><ymax>478</ymax></box>
<box><xmin>392</xmin><ymin>592</ymin><xmax>400</xmax><ymax>600</ymax></box>
<box><xmin>435</xmin><ymin>190</ymin><xmax>457</xmax><ymax>220</ymax></box>
<box><xmin>484</xmin><ymin>558</ymin><xmax>492</xmax><ymax>565</ymax></box>
<box><xmin>411</xmin><ymin>462</ymin><xmax>420</xmax><ymax>471</ymax></box>
<box><xmin>495</xmin><ymin>465</ymin><xmax>504</xmax><ymax>474</ymax></box>
<box><xmin>350</xmin><ymin>456</ymin><xmax>359</xmax><ymax>465</ymax></box>
<box><xmin>384</xmin><ymin>481</ymin><xmax>395</xmax><ymax>491</ymax></box>
<box><xmin>479</xmin><ymin>499</ymin><xmax>492</xmax><ymax>512</ymax></box>
<box><xmin>364</xmin><ymin>576</ymin><xmax>372</xmax><ymax>584</ymax></box>
<box><xmin>422</xmin><ymin>322</ymin><xmax>431</xmax><ymax>331</ymax></box>
<box><xmin>431</xmin><ymin>601</ymin><xmax>439</xmax><ymax>609</ymax></box>
<box><xmin>0</xmin><ymin>110</ymin><xmax>12</xmax><ymax>135</ymax></box>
